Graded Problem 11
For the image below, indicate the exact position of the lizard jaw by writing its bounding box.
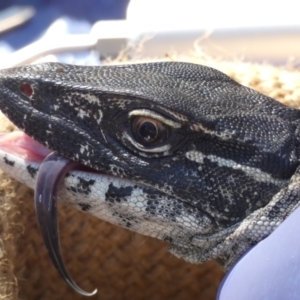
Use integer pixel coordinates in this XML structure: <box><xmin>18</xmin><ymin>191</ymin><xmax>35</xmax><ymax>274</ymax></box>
<box><xmin>0</xmin><ymin>131</ymin><xmax>218</xmax><ymax>259</ymax></box>
<box><xmin>0</xmin><ymin>131</ymin><xmax>233</xmax><ymax>294</ymax></box>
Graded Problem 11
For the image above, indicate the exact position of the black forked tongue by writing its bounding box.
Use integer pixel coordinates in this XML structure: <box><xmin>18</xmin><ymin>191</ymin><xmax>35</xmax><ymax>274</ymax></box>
<box><xmin>34</xmin><ymin>152</ymin><xmax>97</xmax><ymax>296</ymax></box>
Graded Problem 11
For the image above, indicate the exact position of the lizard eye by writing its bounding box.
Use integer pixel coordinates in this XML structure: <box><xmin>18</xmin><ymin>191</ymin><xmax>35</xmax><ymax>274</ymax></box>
<box><xmin>132</xmin><ymin>116</ymin><xmax>170</xmax><ymax>146</ymax></box>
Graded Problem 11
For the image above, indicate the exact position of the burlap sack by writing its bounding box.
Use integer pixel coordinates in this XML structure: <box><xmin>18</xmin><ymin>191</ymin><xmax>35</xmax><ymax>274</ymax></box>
<box><xmin>0</xmin><ymin>54</ymin><xmax>299</xmax><ymax>300</ymax></box>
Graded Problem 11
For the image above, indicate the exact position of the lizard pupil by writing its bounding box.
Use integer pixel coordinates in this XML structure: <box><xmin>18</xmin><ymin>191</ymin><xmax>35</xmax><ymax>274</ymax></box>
<box><xmin>138</xmin><ymin>121</ymin><xmax>158</xmax><ymax>141</ymax></box>
<box><xmin>132</xmin><ymin>116</ymin><xmax>169</xmax><ymax>147</ymax></box>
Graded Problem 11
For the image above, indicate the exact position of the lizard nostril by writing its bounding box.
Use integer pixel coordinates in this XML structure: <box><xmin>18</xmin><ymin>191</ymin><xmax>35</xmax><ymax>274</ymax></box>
<box><xmin>20</xmin><ymin>83</ymin><xmax>33</xmax><ymax>97</ymax></box>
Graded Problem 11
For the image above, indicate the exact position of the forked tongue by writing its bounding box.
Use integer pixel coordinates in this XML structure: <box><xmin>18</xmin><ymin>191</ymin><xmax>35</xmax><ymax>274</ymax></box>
<box><xmin>34</xmin><ymin>152</ymin><xmax>97</xmax><ymax>296</ymax></box>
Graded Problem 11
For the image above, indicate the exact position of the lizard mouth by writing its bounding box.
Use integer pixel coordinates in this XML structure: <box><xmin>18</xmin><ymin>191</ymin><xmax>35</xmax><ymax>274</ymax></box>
<box><xmin>0</xmin><ymin>131</ymin><xmax>100</xmax><ymax>174</ymax></box>
<box><xmin>0</xmin><ymin>131</ymin><xmax>52</xmax><ymax>162</ymax></box>
<box><xmin>0</xmin><ymin>131</ymin><xmax>97</xmax><ymax>296</ymax></box>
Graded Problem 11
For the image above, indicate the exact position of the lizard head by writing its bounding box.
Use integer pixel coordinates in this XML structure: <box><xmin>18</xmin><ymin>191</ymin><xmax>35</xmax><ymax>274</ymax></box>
<box><xmin>0</xmin><ymin>62</ymin><xmax>300</xmax><ymax>285</ymax></box>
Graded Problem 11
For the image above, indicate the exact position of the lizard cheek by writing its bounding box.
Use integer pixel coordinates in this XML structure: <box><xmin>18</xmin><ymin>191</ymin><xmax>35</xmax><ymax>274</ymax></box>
<box><xmin>34</xmin><ymin>152</ymin><xmax>97</xmax><ymax>296</ymax></box>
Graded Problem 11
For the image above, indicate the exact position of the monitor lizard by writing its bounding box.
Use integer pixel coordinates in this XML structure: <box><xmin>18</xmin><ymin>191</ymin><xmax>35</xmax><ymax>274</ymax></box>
<box><xmin>0</xmin><ymin>62</ymin><xmax>299</xmax><ymax>295</ymax></box>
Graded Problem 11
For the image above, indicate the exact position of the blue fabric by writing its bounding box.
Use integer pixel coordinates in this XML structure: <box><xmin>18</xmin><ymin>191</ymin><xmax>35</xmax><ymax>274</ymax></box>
<box><xmin>0</xmin><ymin>0</ymin><xmax>129</xmax><ymax>50</ymax></box>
